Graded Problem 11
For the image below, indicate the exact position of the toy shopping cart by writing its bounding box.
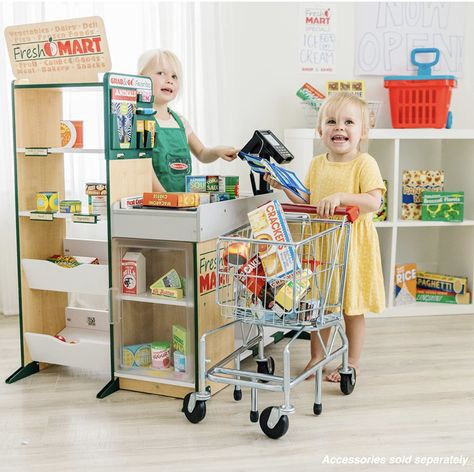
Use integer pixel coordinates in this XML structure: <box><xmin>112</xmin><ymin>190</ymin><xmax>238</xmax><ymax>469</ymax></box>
<box><xmin>182</xmin><ymin>203</ymin><xmax>359</xmax><ymax>439</ymax></box>
<box><xmin>384</xmin><ymin>47</ymin><xmax>457</xmax><ymax>129</ymax></box>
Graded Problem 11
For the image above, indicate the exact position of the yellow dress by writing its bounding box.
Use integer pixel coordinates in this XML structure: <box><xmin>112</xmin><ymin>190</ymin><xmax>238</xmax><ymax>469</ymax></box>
<box><xmin>304</xmin><ymin>152</ymin><xmax>386</xmax><ymax>314</ymax></box>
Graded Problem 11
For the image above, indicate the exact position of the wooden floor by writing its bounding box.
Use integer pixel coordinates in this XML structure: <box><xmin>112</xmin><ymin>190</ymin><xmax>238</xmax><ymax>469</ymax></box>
<box><xmin>1</xmin><ymin>314</ymin><xmax>474</xmax><ymax>472</ymax></box>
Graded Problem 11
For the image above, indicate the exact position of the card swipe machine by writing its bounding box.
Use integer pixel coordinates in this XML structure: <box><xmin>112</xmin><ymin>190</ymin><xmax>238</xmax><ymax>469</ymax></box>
<box><xmin>240</xmin><ymin>130</ymin><xmax>294</xmax><ymax>195</ymax></box>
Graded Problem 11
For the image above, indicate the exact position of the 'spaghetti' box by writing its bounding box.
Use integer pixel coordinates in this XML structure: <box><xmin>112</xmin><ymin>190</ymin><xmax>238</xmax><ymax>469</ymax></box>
<box><xmin>416</xmin><ymin>271</ymin><xmax>468</xmax><ymax>295</ymax></box>
<box><xmin>421</xmin><ymin>191</ymin><xmax>464</xmax><ymax>222</ymax></box>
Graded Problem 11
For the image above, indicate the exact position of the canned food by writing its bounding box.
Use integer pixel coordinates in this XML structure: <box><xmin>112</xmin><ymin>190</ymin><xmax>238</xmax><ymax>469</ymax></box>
<box><xmin>36</xmin><ymin>191</ymin><xmax>59</xmax><ymax>212</ymax></box>
<box><xmin>223</xmin><ymin>240</ymin><xmax>250</xmax><ymax>266</ymax></box>
<box><xmin>151</xmin><ymin>341</ymin><xmax>170</xmax><ymax>370</ymax></box>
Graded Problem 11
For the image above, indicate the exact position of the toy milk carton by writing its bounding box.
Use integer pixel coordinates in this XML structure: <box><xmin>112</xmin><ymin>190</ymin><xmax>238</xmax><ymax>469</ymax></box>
<box><xmin>394</xmin><ymin>263</ymin><xmax>417</xmax><ymax>305</ymax></box>
<box><xmin>121</xmin><ymin>252</ymin><xmax>146</xmax><ymax>295</ymax></box>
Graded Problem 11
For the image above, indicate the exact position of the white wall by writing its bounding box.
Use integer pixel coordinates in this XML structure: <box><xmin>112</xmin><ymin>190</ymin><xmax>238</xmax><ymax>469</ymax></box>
<box><xmin>212</xmin><ymin>2</ymin><xmax>474</xmax><ymax>193</ymax></box>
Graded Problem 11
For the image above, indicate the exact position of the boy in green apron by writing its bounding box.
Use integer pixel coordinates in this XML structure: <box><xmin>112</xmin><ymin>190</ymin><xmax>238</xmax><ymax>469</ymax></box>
<box><xmin>138</xmin><ymin>49</ymin><xmax>238</xmax><ymax>192</ymax></box>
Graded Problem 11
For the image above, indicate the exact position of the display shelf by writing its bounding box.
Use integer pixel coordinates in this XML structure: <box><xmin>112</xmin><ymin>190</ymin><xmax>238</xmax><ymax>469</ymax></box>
<box><xmin>17</xmin><ymin>147</ymin><xmax>105</xmax><ymax>154</ymax></box>
<box><xmin>21</xmin><ymin>258</ymin><xmax>108</xmax><ymax>295</ymax></box>
<box><xmin>115</xmin><ymin>368</ymin><xmax>194</xmax><ymax>388</ymax></box>
<box><xmin>284</xmin><ymin>128</ymin><xmax>474</xmax><ymax>317</ymax></box>
<box><xmin>120</xmin><ymin>291</ymin><xmax>192</xmax><ymax>307</ymax></box>
<box><xmin>19</xmin><ymin>211</ymin><xmax>107</xmax><ymax>223</ymax></box>
<box><xmin>24</xmin><ymin>328</ymin><xmax>109</xmax><ymax>371</ymax></box>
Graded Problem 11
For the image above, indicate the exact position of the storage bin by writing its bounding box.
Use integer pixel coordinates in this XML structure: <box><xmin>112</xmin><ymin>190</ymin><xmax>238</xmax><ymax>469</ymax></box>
<box><xmin>384</xmin><ymin>48</ymin><xmax>456</xmax><ymax>129</ymax></box>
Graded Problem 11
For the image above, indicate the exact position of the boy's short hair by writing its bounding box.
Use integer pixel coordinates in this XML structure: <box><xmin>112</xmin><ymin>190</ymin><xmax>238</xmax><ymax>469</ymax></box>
<box><xmin>137</xmin><ymin>48</ymin><xmax>183</xmax><ymax>82</ymax></box>
<box><xmin>317</xmin><ymin>92</ymin><xmax>370</xmax><ymax>136</ymax></box>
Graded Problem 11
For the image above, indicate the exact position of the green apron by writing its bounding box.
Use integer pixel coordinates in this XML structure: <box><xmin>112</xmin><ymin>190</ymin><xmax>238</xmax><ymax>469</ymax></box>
<box><xmin>152</xmin><ymin>110</ymin><xmax>192</xmax><ymax>192</ymax></box>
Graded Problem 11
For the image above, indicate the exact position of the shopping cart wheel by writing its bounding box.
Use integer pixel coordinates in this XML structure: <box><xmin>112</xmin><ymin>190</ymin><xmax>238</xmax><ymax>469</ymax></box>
<box><xmin>182</xmin><ymin>393</ymin><xmax>206</xmax><ymax>424</ymax></box>
<box><xmin>257</xmin><ymin>356</ymin><xmax>275</xmax><ymax>383</ymax></box>
<box><xmin>259</xmin><ymin>406</ymin><xmax>289</xmax><ymax>439</ymax></box>
<box><xmin>313</xmin><ymin>403</ymin><xmax>322</xmax><ymax>415</ymax></box>
<box><xmin>250</xmin><ymin>410</ymin><xmax>259</xmax><ymax>423</ymax></box>
<box><xmin>446</xmin><ymin>111</ymin><xmax>453</xmax><ymax>129</ymax></box>
<box><xmin>233</xmin><ymin>387</ymin><xmax>242</xmax><ymax>401</ymax></box>
<box><xmin>340</xmin><ymin>368</ymin><xmax>357</xmax><ymax>395</ymax></box>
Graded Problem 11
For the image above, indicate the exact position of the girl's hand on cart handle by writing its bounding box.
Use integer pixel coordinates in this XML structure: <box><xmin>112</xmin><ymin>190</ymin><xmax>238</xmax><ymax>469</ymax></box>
<box><xmin>281</xmin><ymin>202</ymin><xmax>359</xmax><ymax>223</ymax></box>
<box><xmin>315</xmin><ymin>194</ymin><xmax>342</xmax><ymax>218</ymax></box>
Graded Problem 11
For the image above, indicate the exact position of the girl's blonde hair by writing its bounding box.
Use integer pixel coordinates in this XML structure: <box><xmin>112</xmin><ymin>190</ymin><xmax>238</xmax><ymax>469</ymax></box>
<box><xmin>137</xmin><ymin>48</ymin><xmax>183</xmax><ymax>82</ymax></box>
<box><xmin>317</xmin><ymin>92</ymin><xmax>370</xmax><ymax>137</ymax></box>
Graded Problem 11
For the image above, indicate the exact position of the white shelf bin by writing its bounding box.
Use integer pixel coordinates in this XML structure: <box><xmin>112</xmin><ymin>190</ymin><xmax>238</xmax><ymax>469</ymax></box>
<box><xmin>22</xmin><ymin>259</ymin><xmax>109</xmax><ymax>295</ymax></box>
<box><xmin>25</xmin><ymin>328</ymin><xmax>110</xmax><ymax>371</ymax></box>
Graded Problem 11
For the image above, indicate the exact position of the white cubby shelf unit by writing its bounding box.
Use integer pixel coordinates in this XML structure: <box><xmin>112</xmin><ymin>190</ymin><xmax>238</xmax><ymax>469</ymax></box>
<box><xmin>284</xmin><ymin>128</ymin><xmax>474</xmax><ymax>318</ymax></box>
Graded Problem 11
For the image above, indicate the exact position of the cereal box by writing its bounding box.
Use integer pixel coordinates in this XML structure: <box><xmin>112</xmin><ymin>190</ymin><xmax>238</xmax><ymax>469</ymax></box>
<box><xmin>247</xmin><ymin>200</ymin><xmax>301</xmax><ymax>283</ymax></box>
<box><xmin>394</xmin><ymin>263</ymin><xmax>417</xmax><ymax>305</ymax></box>
<box><xmin>402</xmin><ymin>170</ymin><xmax>444</xmax><ymax>220</ymax></box>
<box><xmin>421</xmin><ymin>191</ymin><xmax>464</xmax><ymax>222</ymax></box>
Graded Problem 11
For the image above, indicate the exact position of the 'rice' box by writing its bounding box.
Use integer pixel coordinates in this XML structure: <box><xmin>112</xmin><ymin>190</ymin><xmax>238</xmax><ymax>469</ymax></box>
<box><xmin>402</xmin><ymin>170</ymin><xmax>444</xmax><ymax>220</ymax></box>
<box><xmin>247</xmin><ymin>200</ymin><xmax>300</xmax><ymax>283</ymax></box>
<box><xmin>421</xmin><ymin>191</ymin><xmax>464</xmax><ymax>222</ymax></box>
<box><xmin>121</xmin><ymin>252</ymin><xmax>146</xmax><ymax>295</ymax></box>
<box><xmin>394</xmin><ymin>263</ymin><xmax>417</xmax><ymax>305</ymax></box>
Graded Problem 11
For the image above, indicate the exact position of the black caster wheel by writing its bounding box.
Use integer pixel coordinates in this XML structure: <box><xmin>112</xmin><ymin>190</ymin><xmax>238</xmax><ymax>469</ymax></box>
<box><xmin>313</xmin><ymin>403</ymin><xmax>322</xmax><ymax>416</ymax></box>
<box><xmin>340</xmin><ymin>368</ymin><xmax>356</xmax><ymax>395</ymax></box>
<box><xmin>233</xmin><ymin>388</ymin><xmax>242</xmax><ymax>401</ymax></box>
<box><xmin>259</xmin><ymin>406</ymin><xmax>289</xmax><ymax>439</ymax></box>
<box><xmin>182</xmin><ymin>393</ymin><xmax>206</xmax><ymax>424</ymax></box>
<box><xmin>250</xmin><ymin>410</ymin><xmax>259</xmax><ymax>423</ymax></box>
<box><xmin>257</xmin><ymin>356</ymin><xmax>275</xmax><ymax>383</ymax></box>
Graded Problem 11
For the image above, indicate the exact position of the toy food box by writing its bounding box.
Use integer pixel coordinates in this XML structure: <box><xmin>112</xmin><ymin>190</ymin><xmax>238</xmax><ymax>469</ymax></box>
<box><xmin>247</xmin><ymin>200</ymin><xmax>301</xmax><ymax>284</ymax></box>
<box><xmin>143</xmin><ymin>192</ymin><xmax>200</xmax><ymax>208</ymax></box>
<box><xmin>121</xmin><ymin>252</ymin><xmax>146</xmax><ymax>295</ymax></box>
<box><xmin>394</xmin><ymin>263</ymin><xmax>417</xmax><ymax>305</ymax></box>
<box><xmin>421</xmin><ymin>191</ymin><xmax>464</xmax><ymax>222</ymax></box>
<box><xmin>416</xmin><ymin>289</ymin><xmax>470</xmax><ymax>304</ymax></box>
<box><xmin>402</xmin><ymin>170</ymin><xmax>444</xmax><ymax>220</ymax></box>
<box><xmin>416</xmin><ymin>271</ymin><xmax>468</xmax><ymax>295</ymax></box>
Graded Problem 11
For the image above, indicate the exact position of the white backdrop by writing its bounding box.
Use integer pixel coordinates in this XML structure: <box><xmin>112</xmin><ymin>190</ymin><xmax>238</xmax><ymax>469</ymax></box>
<box><xmin>1</xmin><ymin>1</ymin><xmax>474</xmax><ymax>315</ymax></box>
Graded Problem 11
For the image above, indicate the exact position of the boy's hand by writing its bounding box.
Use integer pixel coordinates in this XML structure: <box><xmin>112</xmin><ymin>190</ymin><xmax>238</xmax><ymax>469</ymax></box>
<box><xmin>315</xmin><ymin>193</ymin><xmax>341</xmax><ymax>217</ymax></box>
<box><xmin>216</xmin><ymin>146</ymin><xmax>239</xmax><ymax>161</ymax></box>
<box><xmin>263</xmin><ymin>173</ymin><xmax>283</xmax><ymax>190</ymax></box>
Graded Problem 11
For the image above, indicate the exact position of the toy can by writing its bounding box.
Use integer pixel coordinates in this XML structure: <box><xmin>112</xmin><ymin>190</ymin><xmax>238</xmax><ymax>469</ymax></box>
<box><xmin>151</xmin><ymin>341</ymin><xmax>170</xmax><ymax>370</ymax></box>
<box><xmin>60</xmin><ymin>120</ymin><xmax>83</xmax><ymax>148</ymax></box>
<box><xmin>223</xmin><ymin>240</ymin><xmax>249</xmax><ymax>266</ymax></box>
<box><xmin>36</xmin><ymin>191</ymin><xmax>58</xmax><ymax>212</ymax></box>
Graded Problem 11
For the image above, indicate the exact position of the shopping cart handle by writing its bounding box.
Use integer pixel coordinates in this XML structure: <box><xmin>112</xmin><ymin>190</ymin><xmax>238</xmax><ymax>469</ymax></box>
<box><xmin>281</xmin><ymin>203</ymin><xmax>359</xmax><ymax>223</ymax></box>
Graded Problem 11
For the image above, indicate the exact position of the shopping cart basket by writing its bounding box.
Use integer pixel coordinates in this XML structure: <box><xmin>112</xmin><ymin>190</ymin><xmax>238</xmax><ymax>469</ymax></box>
<box><xmin>384</xmin><ymin>47</ymin><xmax>457</xmax><ymax>129</ymax></box>
<box><xmin>182</xmin><ymin>202</ymin><xmax>359</xmax><ymax>439</ymax></box>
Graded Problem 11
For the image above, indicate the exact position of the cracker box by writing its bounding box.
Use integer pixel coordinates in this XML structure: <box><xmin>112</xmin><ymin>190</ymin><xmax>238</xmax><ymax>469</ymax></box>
<box><xmin>416</xmin><ymin>271</ymin><xmax>468</xmax><ymax>295</ymax></box>
<box><xmin>85</xmin><ymin>183</ymin><xmax>107</xmax><ymax>196</ymax></box>
<box><xmin>121</xmin><ymin>252</ymin><xmax>146</xmax><ymax>295</ymax></box>
<box><xmin>373</xmin><ymin>180</ymin><xmax>387</xmax><ymax>222</ymax></box>
<box><xmin>402</xmin><ymin>170</ymin><xmax>444</xmax><ymax>220</ymax></box>
<box><xmin>247</xmin><ymin>200</ymin><xmax>301</xmax><ymax>283</ymax></box>
<box><xmin>421</xmin><ymin>191</ymin><xmax>464</xmax><ymax>222</ymax></box>
<box><xmin>142</xmin><ymin>192</ymin><xmax>200</xmax><ymax>208</ymax></box>
<box><xmin>394</xmin><ymin>263</ymin><xmax>417</xmax><ymax>305</ymax></box>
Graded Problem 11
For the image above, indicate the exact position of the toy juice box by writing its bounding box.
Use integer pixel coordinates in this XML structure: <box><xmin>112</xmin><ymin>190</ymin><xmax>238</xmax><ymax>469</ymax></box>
<box><xmin>421</xmin><ymin>191</ymin><xmax>464</xmax><ymax>222</ymax></box>
<box><xmin>121</xmin><ymin>252</ymin><xmax>146</xmax><ymax>295</ymax></box>
<box><xmin>172</xmin><ymin>324</ymin><xmax>187</xmax><ymax>353</ymax></box>
<box><xmin>247</xmin><ymin>200</ymin><xmax>301</xmax><ymax>284</ymax></box>
<box><xmin>122</xmin><ymin>343</ymin><xmax>151</xmax><ymax>368</ymax></box>
<box><xmin>373</xmin><ymin>180</ymin><xmax>387</xmax><ymax>222</ymax></box>
<box><xmin>402</xmin><ymin>170</ymin><xmax>444</xmax><ymax>220</ymax></box>
<box><xmin>185</xmin><ymin>176</ymin><xmax>207</xmax><ymax>193</ymax></box>
<box><xmin>394</xmin><ymin>263</ymin><xmax>417</xmax><ymax>305</ymax></box>
<box><xmin>416</xmin><ymin>271</ymin><xmax>468</xmax><ymax>295</ymax></box>
<box><xmin>416</xmin><ymin>289</ymin><xmax>470</xmax><ymax>304</ymax></box>
<box><xmin>142</xmin><ymin>192</ymin><xmax>200</xmax><ymax>208</ymax></box>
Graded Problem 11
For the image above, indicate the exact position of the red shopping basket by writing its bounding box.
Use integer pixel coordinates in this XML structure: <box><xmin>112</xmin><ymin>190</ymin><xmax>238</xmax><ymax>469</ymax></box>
<box><xmin>384</xmin><ymin>48</ymin><xmax>456</xmax><ymax>129</ymax></box>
